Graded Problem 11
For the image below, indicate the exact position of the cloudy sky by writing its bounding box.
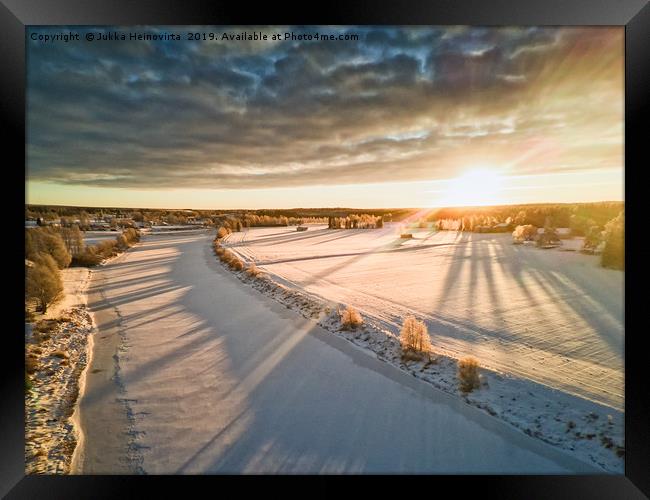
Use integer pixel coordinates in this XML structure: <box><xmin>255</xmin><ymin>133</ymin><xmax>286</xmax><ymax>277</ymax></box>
<box><xmin>26</xmin><ymin>26</ymin><xmax>623</xmax><ymax>209</ymax></box>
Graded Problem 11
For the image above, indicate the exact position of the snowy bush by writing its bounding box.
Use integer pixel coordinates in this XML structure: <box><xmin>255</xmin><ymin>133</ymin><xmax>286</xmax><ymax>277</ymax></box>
<box><xmin>340</xmin><ymin>305</ymin><xmax>363</xmax><ymax>330</ymax></box>
<box><xmin>512</xmin><ymin>224</ymin><xmax>537</xmax><ymax>244</ymax></box>
<box><xmin>230</xmin><ymin>258</ymin><xmax>244</xmax><ymax>271</ymax></box>
<box><xmin>217</xmin><ymin>226</ymin><xmax>231</xmax><ymax>239</ymax></box>
<box><xmin>458</xmin><ymin>357</ymin><xmax>480</xmax><ymax>393</ymax></box>
<box><xmin>400</xmin><ymin>316</ymin><xmax>431</xmax><ymax>358</ymax></box>
<box><xmin>221</xmin><ymin>249</ymin><xmax>235</xmax><ymax>263</ymax></box>
<box><xmin>246</xmin><ymin>263</ymin><xmax>263</xmax><ymax>277</ymax></box>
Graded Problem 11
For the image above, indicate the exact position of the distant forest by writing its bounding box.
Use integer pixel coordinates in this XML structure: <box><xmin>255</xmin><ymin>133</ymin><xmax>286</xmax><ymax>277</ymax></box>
<box><xmin>26</xmin><ymin>201</ymin><xmax>624</xmax><ymax>271</ymax></box>
<box><xmin>26</xmin><ymin>202</ymin><xmax>623</xmax><ymax>230</ymax></box>
<box><xmin>25</xmin><ymin>205</ymin><xmax>416</xmax><ymax>223</ymax></box>
<box><xmin>423</xmin><ymin>201</ymin><xmax>624</xmax><ymax>232</ymax></box>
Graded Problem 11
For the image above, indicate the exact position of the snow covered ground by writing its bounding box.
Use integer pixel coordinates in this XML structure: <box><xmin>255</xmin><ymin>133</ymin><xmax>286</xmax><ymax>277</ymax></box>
<box><xmin>40</xmin><ymin>267</ymin><xmax>92</xmax><ymax>321</ymax></box>
<box><xmin>25</xmin><ymin>267</ymin><xmax>94</xmax><ymax>474</ymax></box>
<box><xmin>225</xmin><ymin>224</ymin><xmax>624</xmax><ymax>413</ymax></box>
<box><xmin>76</xmin><ymin>231</ymin><xmax>600</xmax><ymax>474</ymax></box>
<box><xmin>83</xmin><ymin>230</ymin><xmax>121</xmax><ymax>246</ymax></box>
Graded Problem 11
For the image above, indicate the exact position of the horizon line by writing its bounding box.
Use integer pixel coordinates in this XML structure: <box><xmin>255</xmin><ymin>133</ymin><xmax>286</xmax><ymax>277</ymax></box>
<box><xmin>25</xmin><ymin>199</ymin><xmax>625</xmax><ymax>212</ymax></box>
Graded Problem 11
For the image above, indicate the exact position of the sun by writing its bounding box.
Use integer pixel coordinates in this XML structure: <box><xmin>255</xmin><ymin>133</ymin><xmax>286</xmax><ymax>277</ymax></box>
<box><xmin>443</xmin><ymin>168</ymin><xmax>504</xmax><ymax>207</ymax></box>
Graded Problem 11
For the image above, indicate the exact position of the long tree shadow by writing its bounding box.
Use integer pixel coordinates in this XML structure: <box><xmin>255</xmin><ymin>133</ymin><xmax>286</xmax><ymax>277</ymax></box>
<box><xmin>524</xmin><ymin>265</ymin><xmax>623</xmax><ymax>360</ymax></box>
<box><xmin>85</xmin><ymin>230</ymin><xmax>602</xmax><ymax>473</ymax></box>
<box><xmin>457</xmin><ymin>237</ymin><xmax>623</xmax><ymax>405</ymax></box>
<box><xmin>309</xmin><ymin>229</ymin><xmax>370</xmax><ymax>246</ymax></box>
<box><xmin>95</xmin><ymin>271</ymin><xmax>171</xmax><ymax>292</ymax></box>
<box><xmin>103</xmin><ymin>256</ymin><xmax>179</xmax><ymax>272</ymax></box>
<box><xmin>81</xmin><ymin>315</ymin><xmax>219</xmax><ymax>405</ymax></box>
<box><xmin>258</xmin><ymin>240</ymin><xmax>467</xmax><ymax>267</ymax></box>
<box><xmin>93</xmin><ymin>281</ymin><xmax>187</xmax><ymax>310</ymax></box>
<box><xmin>228</xmin><ymin>228</ymin><xmax>331</xmax><ymax>247</ymax></box>
<box><xmin>433</xmin><ymin>231</ymin><xmax>473</xmax><ymax>314</ymax></box>
<box><xmin>97</xmin><ymin>304</ymin><xmax>186</xmax><ymax>332</ymax></box>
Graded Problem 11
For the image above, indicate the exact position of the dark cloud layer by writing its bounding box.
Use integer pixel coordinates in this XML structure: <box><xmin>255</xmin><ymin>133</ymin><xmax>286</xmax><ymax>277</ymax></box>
<box><xmin>27</xmin><ymin>26</ymin><xmax>623</xmax><ymax>189</ymax></box>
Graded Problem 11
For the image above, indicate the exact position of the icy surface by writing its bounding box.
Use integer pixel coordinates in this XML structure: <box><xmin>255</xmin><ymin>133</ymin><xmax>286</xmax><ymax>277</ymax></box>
<box><xmin>79</xmin><ymin>231</ymin><xmax>600</xmax><ymax>474</ymax></box>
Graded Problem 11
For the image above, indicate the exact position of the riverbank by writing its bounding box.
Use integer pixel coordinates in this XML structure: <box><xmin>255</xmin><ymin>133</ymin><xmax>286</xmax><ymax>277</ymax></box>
<box><xmin>25</xmin><ymin>268</ymin><xmax>94</xmax><ymax>474</ymax></box>
<box><xmin>25</xmin><ymin>237</ymin><xmax>141</xmax><ymax>475</ymax></box>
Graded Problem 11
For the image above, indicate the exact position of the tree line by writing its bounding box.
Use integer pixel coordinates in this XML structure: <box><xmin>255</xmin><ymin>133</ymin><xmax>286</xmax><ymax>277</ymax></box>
<box><xmin>425</xmin><ymin>202</ymin><xmax>623</xmax><ymax>233</ymax></box>
<box><xmin>25</xmin><ymin>227</ymin><xmax>141</xmax><ymax>313</ymax></box>
<box><xmin>27</xmin><ymin>205</ymin><xmax>416</xmax><ymax>225</ymax></box>
<box><xmin>327</xmin><ymin>214</ymin><xmax>383</xmax><ymax>229</ymax></box>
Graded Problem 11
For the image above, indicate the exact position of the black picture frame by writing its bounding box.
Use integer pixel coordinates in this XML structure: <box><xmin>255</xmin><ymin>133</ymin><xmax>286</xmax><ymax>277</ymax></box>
<box><xmin>4</xmin><ymin>0</ymin><xmax>649</xmax><ymax>497</ymax></box>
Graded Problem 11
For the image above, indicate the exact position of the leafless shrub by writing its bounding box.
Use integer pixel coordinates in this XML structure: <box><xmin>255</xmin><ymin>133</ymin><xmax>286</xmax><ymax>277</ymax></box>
<box><xmin>71</xmin><ymin>249</ymin><xmax>103</xmax><ymax>266</ymax></box>
<box><xmin>340</xmin><ymin>305</ymin><xmax>363</xmax><ymax>330</ymax></box>
<box><xmin>221</xmin><ymin>250</ymin><xmax>236</xmax><ymax>264</ymax></box>
<box><xmin>246</xmin><ymin>263</ymin><xmax>263</xmax><ymax>277</ymax></box>
<box><xmin>458</xmin><ymin>357</ymin><xmax>481</xmax><ymax>393</ymax></box>
<box><xmin>25</xmin><ymin>227</ymin><xmax>71</xmax><ymax>269</ymax></box>
<box><xmin>26</xmin><ymin>254</ymin><xmax>63</xmax><ymax>313</ymax></box>
<box><xmin>116</xmin><ymin>234</ymin><xmax>129</xmax><ymax>250</ymax></box>
<box><xmin>230</xmin><ymin>257</ymin><xmax>244</xmax><ymax>271</ymax></box>
<box><xmin>400</xmin><ymin>316</ymin><xmax>431</xmax><ymax>359</ymax></box>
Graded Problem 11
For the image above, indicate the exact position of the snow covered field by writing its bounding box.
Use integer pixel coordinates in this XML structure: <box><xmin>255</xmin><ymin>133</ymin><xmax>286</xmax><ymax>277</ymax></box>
<box><xmin>225</xmin><ymin>224</ymin><xmax>624</xmax><ymax>412</ymax></box>
<box><xmin>76</xmin><ymin>231</ymin><xmax>600</xmax><ymax>474</ymax></box>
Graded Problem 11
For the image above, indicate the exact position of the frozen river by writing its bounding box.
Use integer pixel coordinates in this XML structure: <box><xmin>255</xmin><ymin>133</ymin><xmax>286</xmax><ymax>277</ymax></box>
<box><xmin>76</xmin><ymin>231</ymin><xmax>597</xmax><ymax>473</ymax></box>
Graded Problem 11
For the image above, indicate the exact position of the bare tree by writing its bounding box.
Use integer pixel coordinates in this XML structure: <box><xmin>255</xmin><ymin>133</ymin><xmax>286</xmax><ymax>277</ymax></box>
<box><xmin>26</xmin><ymin>254</ymin><xmax>63</xmax><ymax>313</ymax></box>
<box><xmin>400</xmin><ymin>316</ymin><xmax>431</xmax><ymax>355</ymax></box>
<box><xmin>26</xmin><ymin>228</ymin><xmax>71</xmax><ymax>269</ymax></box>
<box><xmin>60</xmin><ymin>225</ymin><xmax>85</xmax><ymax>256</ymax></box>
